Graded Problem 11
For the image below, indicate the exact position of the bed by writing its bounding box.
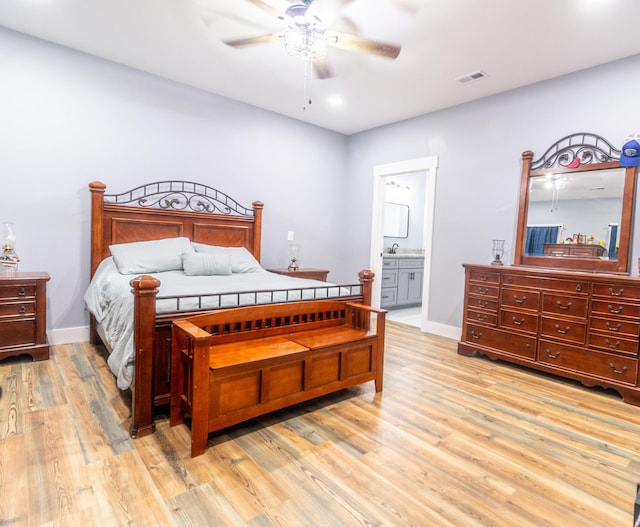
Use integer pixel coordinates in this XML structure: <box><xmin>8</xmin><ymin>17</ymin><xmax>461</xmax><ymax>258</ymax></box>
<box><xmin>86</xmin><ymin>180</ymin><xmax>374</xmax><ymax>438</ymax></box>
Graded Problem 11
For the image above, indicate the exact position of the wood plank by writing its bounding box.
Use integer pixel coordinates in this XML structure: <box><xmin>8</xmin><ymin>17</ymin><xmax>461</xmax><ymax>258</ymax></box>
<box><xmin>2</xmin><ymin>322</ymin><xmax>640</xmax><ymax>525</ymax></box>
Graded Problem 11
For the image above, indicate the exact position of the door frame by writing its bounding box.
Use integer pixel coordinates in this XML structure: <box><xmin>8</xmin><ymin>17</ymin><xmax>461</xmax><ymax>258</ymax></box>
<box><xmin>369</xmin><ymin>155</ymin><xmax>438</xmax><ymax>332</ymax></box>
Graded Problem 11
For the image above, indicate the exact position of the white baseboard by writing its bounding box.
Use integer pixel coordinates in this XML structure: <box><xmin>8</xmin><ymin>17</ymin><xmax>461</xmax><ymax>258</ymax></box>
<box><xmin>421</xmin><ymin>321</ymin><xmax>461</xmax><ymax>341</ymax></box>
<box><xmin>47</xmin><ymin>326</ymin><xmax>89</xmax><ymax>345</ymax></box>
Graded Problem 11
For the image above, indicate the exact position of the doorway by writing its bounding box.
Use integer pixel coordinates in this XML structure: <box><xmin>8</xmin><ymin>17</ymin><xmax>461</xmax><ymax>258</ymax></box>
<box><xmin>369</xmin><ymin>156</ymin><xmax>438</xmax><ymax>332</ymax></box>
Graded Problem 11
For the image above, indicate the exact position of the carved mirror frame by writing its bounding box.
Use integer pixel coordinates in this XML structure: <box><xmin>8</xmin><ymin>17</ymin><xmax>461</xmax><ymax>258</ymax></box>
<box><xmin>514</xmin><ymin>133</ymin><xmax>637</xmax><ymax>274</ymax></box>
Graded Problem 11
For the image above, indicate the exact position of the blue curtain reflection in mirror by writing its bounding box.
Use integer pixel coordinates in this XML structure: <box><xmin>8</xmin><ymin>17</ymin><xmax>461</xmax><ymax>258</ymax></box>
<box><xmin>525</xmin><ymin>225</ymin><xmax>561</xmax><ymax>255</ymax></box>
<box><xmin>608</xmin><ymin>224</ymin><xmax>618</xmax><ymax>259</ymax></box>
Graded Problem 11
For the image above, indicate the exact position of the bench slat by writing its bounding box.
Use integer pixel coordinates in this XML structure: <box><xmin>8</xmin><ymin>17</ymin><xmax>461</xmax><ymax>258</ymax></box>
<box><xmin>209</xmin><ymin>336</ymin><xmax>309</xmax><ymax>369</ymax></box>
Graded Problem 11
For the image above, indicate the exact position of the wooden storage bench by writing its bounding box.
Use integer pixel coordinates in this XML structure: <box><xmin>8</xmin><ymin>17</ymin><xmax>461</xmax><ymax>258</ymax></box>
<box><xmin>170</xmin><ymin>300</ymin><xmax>386</xmax><ymax>457</ymax></box>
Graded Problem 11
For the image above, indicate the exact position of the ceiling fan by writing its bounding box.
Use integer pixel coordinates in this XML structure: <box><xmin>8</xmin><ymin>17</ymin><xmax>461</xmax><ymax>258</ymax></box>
<box><xmin>218</xmin><ymin>0</ymin><xmax>403</xmax><ymax>79</ymax></box>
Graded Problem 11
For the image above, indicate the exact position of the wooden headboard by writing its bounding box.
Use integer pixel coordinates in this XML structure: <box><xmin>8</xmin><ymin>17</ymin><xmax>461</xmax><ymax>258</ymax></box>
<box><xmin>89</xmin><ymin>181</ymin><xmax>264</xmax><ymax>277</ymax></box>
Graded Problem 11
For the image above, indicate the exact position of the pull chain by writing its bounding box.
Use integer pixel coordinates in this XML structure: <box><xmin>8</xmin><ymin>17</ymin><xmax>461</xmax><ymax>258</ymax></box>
<box><xmin>303</xmin><ymin>59</ymin><xmax>313</xmax><ymax>110</ymax></box>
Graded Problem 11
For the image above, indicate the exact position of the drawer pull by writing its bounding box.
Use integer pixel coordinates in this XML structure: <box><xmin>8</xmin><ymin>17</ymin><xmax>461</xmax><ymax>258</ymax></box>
<box><xmin>475</xmin><ymin>313</ymin><xmax>487</xmax><ymax>322</ymax></box>
<box><xmin>18</xmin><ymin>287</ymin><xmax>26</xmax><ymax>297</ymax></box>
<box><xmin>605</xmin><ymin>322</ymin><xmax>622</xmax><ymax>332</ymax></box>
<box><xmin>512</xmin><ymin>316</ymin><xmax>526</xmax><ymax>326</ymax></box>
<box><xmin>507</xmin><ymin>277</ymin><xmax>513</xmax><ymax>283</ymax></box>
<box><xmin>556</xmin><ymin>301</ymin><xmax>572</xmax><ymax>310</ymax></box>
<box><xmin>554</xmin><ymin>324</ymin><xmax>571</xmax><ymax>334</ymax></box>
<box><xmin>609</xmin><ymin>363</ymin><xmax>628</xmax><ymax>375</ymax></box>
<box><xmin>607</xmin><ymin>304</ymin><xmax>624</xmax><ymax>314</ymax></box>
<box><xmin>545</xmin><ymin>348</ymin><xmax>560</xmax><ymax>359</ymax></box>
<box><xmin>478</xmin><ymin>287</ymin><xmax>489</xmax><ymax>294</ymax></box>
<box><xmin>18</xmin><ymin>305</ymin><xmax>26</xmax><ymax>314</ymax></box>
<box><xmin>576</xmin><ymin>284</ymin><xmax>582</xmax><ymax>292</ymax></box>
<box><xmin>513</xmin><ymin>295</ymin><xmax>527</xmax><ymax>304</ymax></box>
<box><xmin>477</xmin><ymin>300</ymin><xmax>488</xmax><ymax>308</ymax></box>
<box><xmin>480</xmin><ymin>274</ymin><xmax>489</xmax><ymax>281</ymax></box>
<box><xmin>609</xmin><ymin>287</ymin><xmax>624</xmax><ymax>296</ymax></box>
<box><xmin>604</xmin><ymin>339</ymin><xmax>621</xmax><ymax>349</ymax></box>
<box><xmin>470</xmin><ymin>330</ymin><xmax>482</xmax><ymax>340</ymax></box>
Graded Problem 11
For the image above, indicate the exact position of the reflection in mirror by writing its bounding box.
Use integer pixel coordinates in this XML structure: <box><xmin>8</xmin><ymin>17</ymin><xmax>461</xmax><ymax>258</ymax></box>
<box><xmin>384</xmin><ymin>202</ymin><xmax>409</xmax><ymax>238</ymax></box>
<box><xmin>514</xmin><ymin>132</ymin><xmax>637</xmax><ymax>273</ymax></box>
<box><xmin>525</xmin><ymin>168</ymin><xmax>625</xmax><ymax>259</ymax></box>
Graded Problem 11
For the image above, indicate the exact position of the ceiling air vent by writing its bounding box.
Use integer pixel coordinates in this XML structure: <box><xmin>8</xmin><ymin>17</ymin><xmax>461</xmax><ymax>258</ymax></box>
<box><xmin>456</xmin><ymin>71</ymin><xmax>488</xmax><ymax>84</ymax></box>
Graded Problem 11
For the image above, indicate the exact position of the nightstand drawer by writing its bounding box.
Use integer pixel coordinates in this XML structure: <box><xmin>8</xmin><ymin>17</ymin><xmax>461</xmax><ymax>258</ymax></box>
<box><xmin>0</xmin><ymin>301</ymin><xmax>35</xmax><ymax>318</ymax></box>
<box><xmin>0</xmin><ymin>319</ymin><xmax>36</xmax><ymax>347</ymax></box>
<box><xmin>0</xmin><ymin>284</ymin><xmax>35</xmax><ymax>300</ymax></box>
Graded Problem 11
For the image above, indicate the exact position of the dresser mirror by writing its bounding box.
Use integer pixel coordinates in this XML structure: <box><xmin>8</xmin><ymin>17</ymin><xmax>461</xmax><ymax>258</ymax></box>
<box><xmin>514</xmin><ymin>133</ymin><xmax>637</xmax><ymax>273</ymax></box>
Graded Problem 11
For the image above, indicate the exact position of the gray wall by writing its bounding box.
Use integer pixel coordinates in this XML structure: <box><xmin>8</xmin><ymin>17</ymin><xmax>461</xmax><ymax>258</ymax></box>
<box><xmin>3</xmin><ymin>24</ymin><xmax>640</xmax><ymax>339</ymax></box>
<box><xmin>346</xmin><ymin>54</ymin><xmax>640</xmax><ymax>329</ymax></box>
<box><xmin>0</xmin><ymin>27</ymin><xmax>350</xmax><ymax>334</ymax></box>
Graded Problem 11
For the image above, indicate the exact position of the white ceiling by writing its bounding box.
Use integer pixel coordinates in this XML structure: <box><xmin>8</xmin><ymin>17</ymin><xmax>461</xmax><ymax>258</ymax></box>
<box><xmin>3</xmin><ymin>0</ymin><xmax>640</xmax><ymax>135</ymax></box>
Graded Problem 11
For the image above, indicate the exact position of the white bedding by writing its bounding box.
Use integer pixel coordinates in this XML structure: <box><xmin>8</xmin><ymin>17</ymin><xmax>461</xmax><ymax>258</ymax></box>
<box><xmin>84</xmin><ymin>257</ymin><xmax>354</xmax><ymax>389</ymax></box>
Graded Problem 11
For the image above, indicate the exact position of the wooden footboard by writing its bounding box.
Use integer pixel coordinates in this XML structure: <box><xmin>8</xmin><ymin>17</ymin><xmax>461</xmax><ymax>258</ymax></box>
<box><xmin>128</xmin><ymin>270</ymin><xmax>374</xmax><ymax>438</ymax></box>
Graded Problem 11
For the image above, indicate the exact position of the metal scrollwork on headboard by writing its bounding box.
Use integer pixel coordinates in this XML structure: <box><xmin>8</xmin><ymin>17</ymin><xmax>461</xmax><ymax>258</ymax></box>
<box><xmin>531</xmin><ymin>132</ymin><xmax>622</xmax><ymax>170</ymax></box>
<box><xmin>104</xmin><ymin>180</ymin><xmax>254</xmax><ymax>216</ymax></box>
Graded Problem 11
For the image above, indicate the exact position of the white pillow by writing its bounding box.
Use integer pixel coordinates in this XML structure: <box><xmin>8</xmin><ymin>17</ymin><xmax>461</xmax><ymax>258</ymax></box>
<box><xmin>182</xmin><ymin>252</ymin><xmax>232</xmax><ymax>276</ymax></box>
<box><xmin>109</xmin><ymin>237</ymin><xmax>194</xmax><ymax>274</ymax></box>
<box><xmin>192</xmin><ymin>243</ymin><xmax>262</xmax><ymax>273</ymax></box>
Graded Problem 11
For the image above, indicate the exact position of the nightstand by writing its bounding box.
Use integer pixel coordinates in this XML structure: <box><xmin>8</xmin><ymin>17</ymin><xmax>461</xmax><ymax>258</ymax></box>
<box><xmin>0</xmin><ymin>272</ymin><xmax>50</xmax><ymax>361</ymax></box>
<box><xmin>267</xmin><ymin>268</ymin><xmax>330</xmax><ymax>282</ymax></box>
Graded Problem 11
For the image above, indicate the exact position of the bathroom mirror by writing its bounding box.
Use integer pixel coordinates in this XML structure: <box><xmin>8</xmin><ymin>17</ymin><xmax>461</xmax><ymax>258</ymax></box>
<box><xmin>513</xmin><ymin>133</ymin><xmax>637</xmax><ymax>273</ymax></box>
<box><xmin>384</xmin><ymin>202</ymin><xmax>409</xmax><ymax>238</ymax></box>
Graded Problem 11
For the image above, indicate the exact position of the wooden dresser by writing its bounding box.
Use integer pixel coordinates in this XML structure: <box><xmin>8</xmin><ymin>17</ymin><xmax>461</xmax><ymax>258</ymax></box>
<box><xmin>0</xmin><ymin>272</ymin><xmax>50</xmax><ymax>361</ymax></box>
<box><xmin>458</xmin><ymin>264</ymin><xmax>640</xmax><ymax>404</ymax></box>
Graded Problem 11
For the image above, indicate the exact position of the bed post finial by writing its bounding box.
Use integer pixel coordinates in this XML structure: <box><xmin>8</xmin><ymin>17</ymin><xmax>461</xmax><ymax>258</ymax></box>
<box><xmin>252</xmin><ymin>201</ymin><xmax>264</xmax><ymax>261</ymax></box>
<box><xmin>358</xmin><ymin>269</ymin><xmax>375</xmax><ymax>307</ymax></box>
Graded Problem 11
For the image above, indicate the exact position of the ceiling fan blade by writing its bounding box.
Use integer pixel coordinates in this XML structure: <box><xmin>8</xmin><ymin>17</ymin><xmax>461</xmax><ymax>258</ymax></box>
<box><xmin>245</xmin><ymin>0</ymin><xmax>287</xmax><ymax>18</ymax></box>
<box><xmin>224</xmin><ymin>33</ymin><xmax>283</xmax><ymax>47</ymax></box>
<box><xmin>328</xmin><ymin>31</ymin><xmax>401</xmax><ymax>59</ymax></box>
<box><xmin>313</xmin><ymin>59</ymin><xmax>334</xmax><ymax>79</ymax></box>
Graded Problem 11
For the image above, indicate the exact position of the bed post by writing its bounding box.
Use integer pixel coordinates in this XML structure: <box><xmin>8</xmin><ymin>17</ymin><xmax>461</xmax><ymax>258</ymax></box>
<box><xmin>89</xmin><ymin>181</ymin><xmax>106</xmax><ymax>344</ymax></box>
<box><xmin>358</xmin><ymin>269</ymin><xmax>374</xmax><ymax>307</ymax></box>
<box><xmin>129</xmin><ymin>274</ymin><xmax>161</xmax><ymax>438</ymax></box>
<box><xmin>252</xmin><ymin>201</ymin><xmax>264</xmax><ymax>261</ymax></box>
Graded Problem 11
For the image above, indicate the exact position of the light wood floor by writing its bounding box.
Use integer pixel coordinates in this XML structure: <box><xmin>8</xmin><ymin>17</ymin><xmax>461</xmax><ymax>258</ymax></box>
<box><xmin>2</xmin><ymin>322</ymin><xmax>640</xmax><ymax>526</ymax></box>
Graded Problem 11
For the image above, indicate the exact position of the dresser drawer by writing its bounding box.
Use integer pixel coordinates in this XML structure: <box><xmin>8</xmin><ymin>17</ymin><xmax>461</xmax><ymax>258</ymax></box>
<box><xmin>591</xmin><ymin>300</ymin><xmax>640</xmax><ymax>319</ymax></box>
<box><xmin>502</xmin><ymin>274</ymin><xmax>587</xmax><ymax>294</ymax></box>
<box><xmin>589</xmin><ymin>317</ymin><xmax>640</xmax><ymax>339</ymax></box>
<box><xmin>540</xmin><ymin>316</ymin><xmax>586</xmax><ymax>344</ymax></box>
<box><xmin>542</xmin><ymin>293</ymin><xmax>588</xmax><ymax>318</ymax></box>
<box><xmin>0</xmin><ymin>301</ymin><xmax>35</xmax><ymax>318</ymax></box>
<box><xmin>0</xmin><ymin>283</ymin><xmax>35</xmax><ymax>300</ymax></box>
<box><xmin>500</xmin><ymin>309</ymin><xmax>538</xmax><ymax>333</ymax></box>
<box><xmin>465</xmin><ymin>323</ymin><xmax>536</xmax><ymax>359</ymax></box>
<box><xmin>589</xmin><ymin>334</ymin><xmax>639</xmax><ymax>357</ymax></box>
<box><xmin>539</xmin><ymin>339</ymin><xmax>637</xmax><ymax>385</ymax></box>
<box><xmin>0</xmin><ymin>319</ymin><xmax>36</xmax><ymax>348</ymax></box>
<box><xmin>467</xmin><ymin>309</ymin><xmax>498</xmax><ymax>326</ymax></box>
<box><xmin>501</xmin><ymin>288</ymin><xmax>540</xmax><ymax>310</ymax></box>
<box><xmin>593</xmin><ymin>283</ymin><xmax>640</xmax><ymax>301</ymax></box>
<box><xmin>468</xmin><ymin>283</ymin><xmax>499</xmax><ymax>298</ymax></box>
<box><xmin>467</xmin><ymin>297</ymin><xmax>498</xmax><ymax>312</ymax></box>
<box><xmin>468</xmin><ymin>270</ymin><xmax>499</xmax><ymax>284</ymax></box>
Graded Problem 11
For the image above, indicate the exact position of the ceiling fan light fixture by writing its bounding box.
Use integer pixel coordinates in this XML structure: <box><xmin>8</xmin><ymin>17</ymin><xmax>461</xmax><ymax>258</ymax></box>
<box><xmin>284</xmin><ymin>27</ymin><xmax>327</xmax><ymax>60</ymax></box>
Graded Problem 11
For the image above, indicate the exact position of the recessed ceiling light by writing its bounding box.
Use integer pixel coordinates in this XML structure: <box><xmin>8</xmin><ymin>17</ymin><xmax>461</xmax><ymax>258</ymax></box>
<box><xmin>328</xmin><ymin>96</ymin><xmax>343</xmax><ymax>106</ymax></box>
